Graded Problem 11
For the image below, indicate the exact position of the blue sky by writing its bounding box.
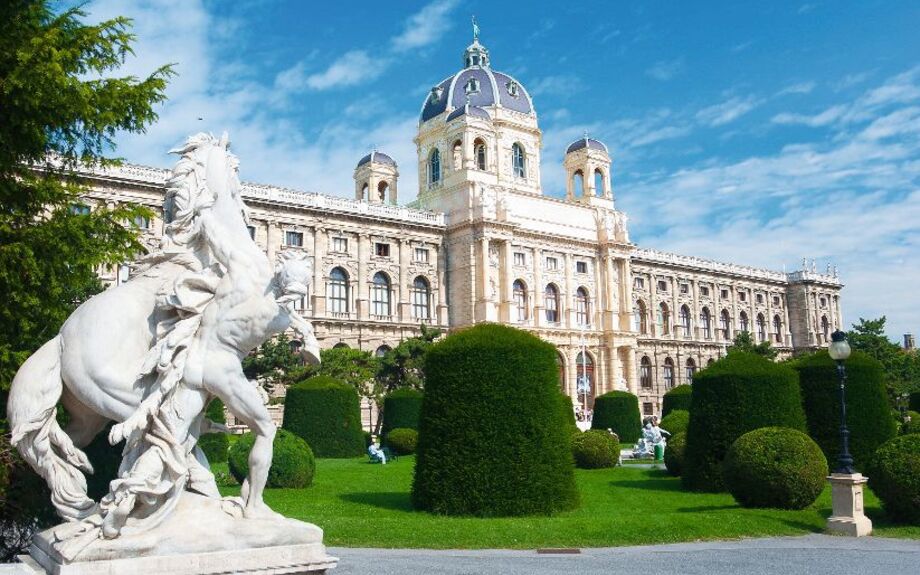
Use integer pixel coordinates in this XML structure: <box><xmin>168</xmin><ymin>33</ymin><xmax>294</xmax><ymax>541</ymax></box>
<box><xmin>86</xmin><ymin>0</ymin><xmax>919</xmax><ymax>340</ymax></box>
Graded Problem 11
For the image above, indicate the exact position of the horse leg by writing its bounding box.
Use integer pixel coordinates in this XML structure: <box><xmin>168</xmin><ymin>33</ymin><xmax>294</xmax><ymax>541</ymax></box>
<box><xmin>61</xmin><ymin>387</ymin><xmax>110</xmax><ymax>449</ymax></box>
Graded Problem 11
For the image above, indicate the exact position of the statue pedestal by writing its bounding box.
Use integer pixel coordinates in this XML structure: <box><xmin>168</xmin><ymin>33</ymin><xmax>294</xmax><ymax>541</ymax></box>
<box><xmin>826</xmin><ymin>473</ymin><xmax>873</xmax><ymax>537</ymax></box>
<box><xmin>18</xmin><ymin>492</ymin><xmax>337</xmax><ymax>574</ymax></box>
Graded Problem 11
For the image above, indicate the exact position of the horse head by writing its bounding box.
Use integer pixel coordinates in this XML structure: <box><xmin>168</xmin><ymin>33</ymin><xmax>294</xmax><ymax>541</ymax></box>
<box><xmin>274</xmin><ymin>250</ymin><xmax>313</xmax><ymax>304</ymax></box>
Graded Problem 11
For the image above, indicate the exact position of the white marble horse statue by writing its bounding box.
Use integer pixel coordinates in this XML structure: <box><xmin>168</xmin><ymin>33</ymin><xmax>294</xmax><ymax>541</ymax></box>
<box><xmin>6</xmin><ymin>133</ymin><xmax>320</xmax><ymax>553</ymax></box>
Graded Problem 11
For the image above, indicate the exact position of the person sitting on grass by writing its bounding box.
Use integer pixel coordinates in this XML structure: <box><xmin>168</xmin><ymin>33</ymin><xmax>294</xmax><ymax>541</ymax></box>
<box><xmin>368</xmin><ymin>435</ymin><xmax>387</xmax><ymax>464</ymax></box>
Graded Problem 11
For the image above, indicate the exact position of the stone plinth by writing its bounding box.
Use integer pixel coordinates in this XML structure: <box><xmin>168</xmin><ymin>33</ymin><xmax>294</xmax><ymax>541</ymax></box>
<box><xmin>826</xmin><ymin>472</ymin><xmax>873</xmax><ymax>537</ymax></box>
<box><xmin>20</xmin><ymin>492</ymin><xmax>337</xmax><ymax>574</ymax></box>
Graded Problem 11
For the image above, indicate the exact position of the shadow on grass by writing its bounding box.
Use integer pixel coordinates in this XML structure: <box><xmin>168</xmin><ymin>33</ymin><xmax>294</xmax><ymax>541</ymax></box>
<box><xmin>676</xmin><ymin>505</ymin><xmax>738</xmax><ymax>513</ymax></box>
<box><xmin>339</xmin><ymin>491</ymin><xmax>413</xmax><ymax>511</ymax></box>
<box><xmin>609</xmin><ymin>475</ymin><xmax>682</xmax><ymax>493</ymax></box>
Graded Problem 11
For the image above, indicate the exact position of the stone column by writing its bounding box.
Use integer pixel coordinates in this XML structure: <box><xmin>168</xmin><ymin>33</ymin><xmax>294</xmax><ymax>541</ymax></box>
<box><xmin>266</xmin><ymin>219</ymin><xmax>281</xmax><ymax>263</ymax></box>
<box><xmin>619</xmin><ymin>258</ymin><xmax>632</xmax><ymax>331</ymax></box>
<box><xmin>312</xmin><ymin>227</ymin><xmax>327</xmax><ymax>317</ymax></box>
<box><xmin>475</xmin><ymin>234</ymin><xmax>490</xmax><ymax>321</ymax></box>
<box><xmin>357</xmin><ymin>233</ymin><xmax>369</xmax><ymax>320</ymax></box>
<box><xmin>564</xmin><ymin>252</ymin><xmax>574</xmax><ymax>328</ymax></box>
<box><xmin>532</xmin><ymin>247</ymin><xmax>543</xmax><ymax>326</ymax></box>
<box><xmin>624</xmin><ymin>346</ymin><xmax>638</xmax><ymax>395</ymax></box>
<box><xmin>500</xmin><ymin>239</ymin><xmax>513</xmax><ymax>322</ymax></box>
<box><xmin>398</xmin><ymin>239</ymin><xmax>411</xmax><ymax>321</ymax></box>
<box><xmin>436</xmin><ymin>242</ymin><xmax>449</xmax><ymax>326</ymax></box>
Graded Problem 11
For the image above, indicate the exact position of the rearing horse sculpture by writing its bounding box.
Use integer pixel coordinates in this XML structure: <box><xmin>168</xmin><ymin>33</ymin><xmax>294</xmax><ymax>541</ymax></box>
<box><xmin>7</xmin><ymin>134</ymin><xmax>319</xmax><ymax>551</ymax></box>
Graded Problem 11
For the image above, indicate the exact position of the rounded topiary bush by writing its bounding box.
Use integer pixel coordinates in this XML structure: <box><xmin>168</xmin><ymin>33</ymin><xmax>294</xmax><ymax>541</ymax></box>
<box><xmin>682</xmin><ymin>352</ymin><xmax>807</xmax><ymax>492</ymax></box>
<box><xmin>794</xmin><ymin>350</ymin><xmax>897</xmax><ymax>470</ymax></box>
<box><xmin>662</xmin><ymin>385</ymin><xmax>693</xmax><ymax>417</ymax></box>
<box><xmin>199</xmin><ymin>398</ymin><xmax>229</xmax><ymax>464</ymax></box>
<box><xmin>386</xmin><ymin>428</ymin><xmax>419</xmax><ymax>455</ymax></box>
<box><xmin>590</xmin><ymin>391</ymin><xmax>641</xmax><ymax>443</ymax></box>
<box><xmin>867</xmin><ymin>434</ymin><xmax>920</xmax><ymax>524</ymax></box>
<box><xmin>723</xmin><ymin>427</ymin><xmax>828</xmax><ymax>510</ymax></box>
<box><xmin>282</xmin><ymin>375</ymin><xmax>365</xmax><ymax>458</ymax></box>
<box><xmin>659</xmin><ymin>409</ymin><xmax>689</xmax><ymax>436</ymax></box>
<box><xmin>664</xmin><ymin>431</ymin><xmax>687</xmax><ymax>477</ymax></box>
<box><xmin>412</xmin><ymin>324</ymin><xmax>579</xmax><ymax>516</ymax></box>
<box><xmin>902</xmin><ymin>411</ymin><xmax>920</xmax><ymax>436</ymax></box>
<box><xmin>381</xmin><ymin>389</ymin><xmax>424</xmax><ymax>435</ymax></box>
<box><xmin>228</xmin><ymin>429</ymin><xmax>315</xmax><ymax>488</ymax></box>
<box><xmin>572</xmin><ymin>430</ymin><xmax>620</xmax><ymax>469</ymax></box>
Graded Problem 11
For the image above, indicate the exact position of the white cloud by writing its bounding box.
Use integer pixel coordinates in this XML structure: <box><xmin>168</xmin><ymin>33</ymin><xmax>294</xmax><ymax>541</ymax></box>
<box><xmin>300</xmin><ymin>51</ymin><xmax>384</xmax><ymax>91</ymax></box>
<box><xmin>645</xmin><ymin>58</ymin><xmax>684</xmax><ymax>81</ymax></box>
<box><xmin>529</xmin><ymin>75</ymin><xmax>585</xmax><ymax>98</ymax></box>
<box><xmin>772</xmin><ymin>104</ymin><xmax>847</xmax><ymax>127</ymax></box>
<box><xmin>777</xmin><ymin>81</ymin><xmax>816</xmax><ymax>96</ymax></box>
<box><xmin>391</xmin><ymin>0</ymin><xmax>460</xmax><ymax>53</ymax></box>
<box><xmin>695</xmin><ymin>95</ymin><xmax>762</xmax><ymax>127</ymax></box>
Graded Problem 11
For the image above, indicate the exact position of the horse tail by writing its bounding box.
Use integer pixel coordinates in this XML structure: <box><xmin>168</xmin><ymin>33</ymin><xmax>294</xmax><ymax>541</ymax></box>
<box><xmin>7</xmin><ymin>335</ymin><xmax>97</xmax><ymax>521</ymax></box>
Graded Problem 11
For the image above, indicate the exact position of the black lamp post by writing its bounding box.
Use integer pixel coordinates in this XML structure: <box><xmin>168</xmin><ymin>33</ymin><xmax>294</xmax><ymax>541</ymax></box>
<box><xmin>828</xmin><ymin>330</ymin><xmax>854</xmax><ymax>474</ymax></box>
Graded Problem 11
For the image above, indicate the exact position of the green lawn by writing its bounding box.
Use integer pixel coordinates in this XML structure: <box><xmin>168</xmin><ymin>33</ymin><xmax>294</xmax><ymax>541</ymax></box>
<box><xmin>217</xmin><ymin>457</ymin><xmax>919</xmax><ymax>548</ymax></box>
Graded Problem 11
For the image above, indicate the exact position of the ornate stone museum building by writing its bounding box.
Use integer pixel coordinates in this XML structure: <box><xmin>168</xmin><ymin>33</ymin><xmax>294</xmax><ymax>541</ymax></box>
<box><xmin>75</xmin><ymin>35</ymin><xmax>842</xmax><ymax>418</ymax></box>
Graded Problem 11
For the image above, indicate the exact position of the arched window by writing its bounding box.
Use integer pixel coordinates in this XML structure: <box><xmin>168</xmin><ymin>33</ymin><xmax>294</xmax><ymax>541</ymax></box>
<box><xmin>452</xmin><ymin>139</ymin><xmax>462</xmax><ymax>170</ymax></box>
<box><xmin>821</xmin><ymin>315</ymin><xmax>830</xmax><ymax>342</ymax></box>
<box><xmin>411</xmin><ymin>276</ymin><xmax>431</xmax><ymax>320</ymax></box>
<box><xmin>333</xmin><ymin>342</ymin><xmax>350</xmax><ymax>349</ymax></box>
<box><xmin>720</xmin><ymin>309</ymin><xmax>731</xmax><ymax>340</ymax></box>
<box><xmin>512</xmin><ymin>143</ymin><xmax>526</xmax><ymax>178</ymax></box>
<box><xmin>375</xmin><ymin>345</ymin><xmax>391</xmax><ymax>358</ymax></box>
<box><xmin>663</xmin><ymin>357</ymin><xmax>675</xmax><ymax>389</ymax></box>
<box><xmin>756</xmin><ymin>313</ymin><xmax>767</xmax><ymax>342</ymax></box>
<box><xmin>739</xmin><ymin>311</ymin><xmax>750</xmax><ymax>333</ymax></box>
<box><xmin>594</xmin><ymin>168</ymin><xmax>605</xmax><ymax>196</ymax></box>
<box><xmin>576</xmin><ymin>352</ymin><xmax>595</xmax><ymax>409</ymax></box>
<box><xmin>428</xmin><ymin>149</ymin><xmax>441</xmax><ymax>185</ymax></box>
<box><xmin>640</xmin><ymin>356</ymin><xmax>652</xmax><ymax>389</ymax></box>
<box><xmin>371</xmin><ymin>272</ymin><xmax>391</xmax><ymax>317</ymax></box>
<box><xmin>658</xmin><ymin>302</ymin><xmax>670</xmax><ymax>335</ymax></box>
<box><xmin>513</xmin><ymin>279</ymin><xmax>528</xmax><ymax>322</ymax></box>
<box><xmin>680</xmin><ymin>305</ymin><xmax>691</xmax><ymax>337</ymax></box>
<box><xmin>573</xmin><ymin>170</ymin><xmax>584</xmax><ymax>196</ymax></box>
<box><xmin>773</xmin><ymin>315</ymin><xmax>783</xmax><ymax>343</ymax></box>
<box><xmin>376</xmin><ymin>181</ymin><xmax>388</xmax><ymax>202</ymax></box>
<box><xmin>701</xmin><ymin>307</ymin><xmax>712</xmax><ymax>339</ymax></box>
<box><xmin>328</xmin><ymin>267</ymin><xmax>349</xmax><ymax>313</ymax></box>
<box><xmin>544</xmin><ymin>284</ymin><xmax>560</xmax><ymax>323</ymax></box>
<box><xmin>575</xmin><ymin>287</ymin><xmax>590</xmax><ymax>326</ymax></box>
<box><xmin>556</xmin><ymin>352</ymin><xmax>566</xmax><ymax>392</ymax></box>
<box><xmin>685</xmin><ymin>357</ymin><xmax>697</xmax><ymax>382</ymax></box>
<box><xmin>474</xmin><ymin>138</ymin><xmax>487</xmax><ymax>170</ymax></box>
<box><xmin>361</xmin><ymin>182</ymin><xmax>369</xmax><ymax>201</ymax></box>
<box><xmin>707</xmin><ymin>358</ymin><xmax>716</xmax><ymax>367</ymax></box>
<box><xmin>634</xmin><ymin>300</ymin><xmax>648</xmax><ymax>334</ymax></box>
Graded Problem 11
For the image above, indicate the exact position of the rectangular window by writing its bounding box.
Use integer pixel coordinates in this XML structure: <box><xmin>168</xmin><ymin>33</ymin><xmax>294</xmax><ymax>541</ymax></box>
<box><xmin>247</xmin><ymin>225</ymin><xmax>256</xmax><ymax>240</ymax></box>
<box><xmin>756</xmin><ymin>293</ymin><xmax>764</xmax><ymax>304</ymax></box>
<box><xmin>332</xmin><ymin>237</ymin><xmax>348</xmax><ymax>253</ymax></box>
<box><xmin>546</xmin><ymin>256</ymin><xmax>558</xmax><ymax>271</ymax></box>
<box><xmin>773</xmin><ymin>296</ymin><xmax>781</xmax><ymax>306</ymax></box>
<box><xmin>700</xmin><ymin>286</ymin><xmax>710</xmax><ymax>297</ymax></box>
<box><xmin>680</xmin><ymin>283</ymin><xmax>689</xmax><ymax>294</ymax></box>
<box><xmin>513</xmin><ymin>252</ymin><xmax>526</xmax><ymax>267</ymax></box>
<box><xmin>739</xmin><ymin>291</ymin><xmax>747</xmax><ymax>302</ymax></box>
<box><xmin>634</xmin><ymin>277</ymin><xmax>645</xmax><ymax>289</ymax></box>
<box><xmin>720</xmin><ymin>289</ymin><xmax>729</xmax><ymax>299</ymax></box>
<box><xmin>576</xmin><ymin>261</ymin><xmax>588</xmax><ymax>274</ymax></box>
<box><xmin>285</xmin><ymin>231</ymin><xmax>303</xmax><ymax>247</ymax></box>
<box><xmin>414</xmin><ymin>247</ymin><xmax>429</xmax><ymax>263</ymax></box>
<box><xmin>70</xmin><ymin>203</ymin><xmax>91</xmax><ymax>215</ymax></box>
<box><xmin>643</xmin><ymin>402</ymin><xmax>654</xmax><ymax>416</ymax></box>
<box><xmin>657</xmin><ymin>280</ymin><xmax>668</xmax><ymax>293</ymax></box>
<box><xmin>375</xmin><ymin>242</ymin><xmax>390</xmax><ymax>257</ymax></box>
<box><xmin>133</xmin><ymin>215</ymin><xmax>150</xmax><ymax>229</ymax></box>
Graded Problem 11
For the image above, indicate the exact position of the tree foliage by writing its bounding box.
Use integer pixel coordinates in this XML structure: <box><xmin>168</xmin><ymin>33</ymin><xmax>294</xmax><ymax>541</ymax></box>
<box><xmin>847</xmin><ymin>317</ymin><xmax>920</xmax><ymax>407</ymax></box>
<box><xmin>0</xmin><ymin>2</ymin><xmax>172</xmax><ymax>407</ymax></box>
<box><xmin>727</xmin><ymin>331</ymin><xmax>778</xmax><ymax>360</ymax></box>
<box><xmin>376</xmin><ymin>325</ymin><xmax>441</xmax><ymax>394</ymax></box>
<box><xmin>241</xmin><ymin>333</ymin><xmax>305</xmax><ymax>393</ymax></box>
<box><xmin>299</xmin><ymin>347</ymin><xmax>380</xmax><ymax>405</ymax></box>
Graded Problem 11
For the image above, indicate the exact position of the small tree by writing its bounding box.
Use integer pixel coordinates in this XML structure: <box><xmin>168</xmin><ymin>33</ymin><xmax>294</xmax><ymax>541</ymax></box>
<box><xmin>848</xmin><ymin>317</ymin><xmax>920</xmax><ymax>407</ymax></box>
<box><xmin>299</xmin><ymin>347</ymin><xmax>380</xmax><ymax>409</ymax></box>
<box><xmin>727</xmin><ymin>331</ymin><xmax>778</xmax><ymax>360</ymax></box>
<box><xmin>376</xmin><ymin>325</ymin><xmax>441</xmax><ymax>394</ymax></box>
<box><xmin>242</xmin><ymin>333</ymin><xmax>305</xmax><ymax>394</ymax></box>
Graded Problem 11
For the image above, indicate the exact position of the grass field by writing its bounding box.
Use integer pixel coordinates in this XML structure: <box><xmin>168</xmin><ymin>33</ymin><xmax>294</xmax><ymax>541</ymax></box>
<box><xmin>216</xmin><ymin>457</ymin><xmax>919</xmax><ymax>549</ymax></box>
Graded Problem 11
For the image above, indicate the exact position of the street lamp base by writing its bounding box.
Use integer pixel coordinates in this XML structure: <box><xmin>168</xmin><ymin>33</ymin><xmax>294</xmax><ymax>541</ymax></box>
<box><xmin>826</xmin><ymin>473</ymin><xmax>873</xmax><ymax>537</ymax></box>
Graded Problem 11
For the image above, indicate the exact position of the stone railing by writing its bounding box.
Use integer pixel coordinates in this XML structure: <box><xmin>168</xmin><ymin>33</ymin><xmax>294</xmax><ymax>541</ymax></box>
<box><xmin>79</xmin><ymin>161</ymin><xmax>445</xmax><ymax>227</ymax></box>
<box><xmin>633</xmin><ymin>248</ymin><xmax>841</xmax><ymax>285</ymax></box>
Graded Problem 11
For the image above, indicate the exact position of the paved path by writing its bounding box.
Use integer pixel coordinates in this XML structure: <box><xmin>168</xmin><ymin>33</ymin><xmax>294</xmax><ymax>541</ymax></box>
<box><xmin>329</xmin><ymin>534</ymin><xmax>920</xmax><ymax>575</ymax></box>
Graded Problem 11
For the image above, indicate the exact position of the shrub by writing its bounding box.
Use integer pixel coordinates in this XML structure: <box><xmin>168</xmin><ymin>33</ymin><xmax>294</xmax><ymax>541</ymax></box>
<box><xmin>723</xmin><ymin>427</ymin><xmax>828</xmax><ymax>510</ymax></box>
<box><xmin>558</xmin><ymin>392</ymin><xmax>578</xmax><ymax>434</ymax></box>
<box><xmin>412</xmin><ymin>324</ymin><xmax>579</xmax><ymax>516</ymax></box>
<box><xmin>386</xmin><ymin>428</ymin><xmax>419</xmax><ymax>455</ymax></box>
<box><xmin>794</xmin><ymin>350</ymin><xmax>897</xmax><ymax>470</ymax></box>
<box><xmin>282</xmin><ymin>375</ymin><xmax>365</xmax><ymax>458</ymax></box>
<box><xmin>867</xmin><ymin>434</ymin><xmax>920</xmax><ymax>524</ymax></box>
<box><xmin>199</xmin><ymin>398</ymin><xmax>229</xmax><ymax>464</ymax></box>
<box><xmin>590</xmin><ymin>391</ymin><xmax>641</xmax><ymax>443</ymax></box>
<box><xmin>910</xmin><ymin>392</ymin><xmax>920</xmax><ymax>413</ymax></box>
<box><xmin>664</xmin><ymin>431</ymin><xmax>687</xmax><ymax>477</ymax></box>
<box><xmin>682</xmin><ymin>352</ymin><xmax>807</xmax><ymax>492</ymax></box>
<box><xmin>659</xmin><ymin>409</ymin><xmax>689</xmax><ymax>436</ymax></box>
<box><xmin>228</xmin><ymin>429</ymin><xmax>315</xmax><ymax>488</ymax></box>
<box><xmin>662</xmin><ymin>385</ymin><xmax>692</xmax><ymax>417</ymax></box>
<box><xmin>571</xmin><ymin>430</ymin><xmax>619</xmax><ymax>469</ymax></box>
<box><xmin>902</xmin><ymin>411</ymin><xmax>920</xmax><ymax>436</ymax></box>
<box><xmin>381</xmin><ymin>389</ymin><xmax>424</xmax><ymax>435</ymax></box>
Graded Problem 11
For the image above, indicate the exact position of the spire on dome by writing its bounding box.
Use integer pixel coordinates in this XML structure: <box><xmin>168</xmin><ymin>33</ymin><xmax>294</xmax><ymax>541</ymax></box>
<box><xmin>463</xmin><ymin>18</ymin><xmax>489</xmax><ymax>68</ymax></box>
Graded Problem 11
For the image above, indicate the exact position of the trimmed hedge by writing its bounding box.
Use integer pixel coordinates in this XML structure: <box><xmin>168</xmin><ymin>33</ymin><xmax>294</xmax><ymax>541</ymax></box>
<box><xmin>382</xmin><ymin>389</ymin><xmax>424</xmax><ymax>435</ymax></box>
<box><xmin>572</xmin><ymin>430</ymin><xmax>620</xmax><ymax>469</ymax></box>
<box><xmin>867</xmin><ymin>434</ymin><xmax>920</xmax><ymax>524</ymax></box>
<box><xmin>590</xmin><ymin>391</ymin><xmax>641</xmax><ymax>443</ymax></box>
<box><xmin>794</xmin><ymin>350</ymin><xmax>897</xmax><ymax>470</ymax></box>
<box><xmin>682</xmin><ymin>352</ymin><xmax>807</xmax><ymax>492</ymax></box>
<box><xmin>903</xmin><ymin>411</ymin><xmax>920</xmax><ymax>436</ymax></box>
<box><xmin>386</xmin><ymin>428</ymin><xmax>418</xmax><ymax>455</ymax></box>
<box><xmin>659</xmin><ymin>409</ymin><xmax>689</xmax><ymax>436</ymax></box>
<box><xmin>723</xmin><ymin>427</ymin><xmax>828</xmax><ymax>510</ymax></box>
<box><xmin>412</xmin><ymin>324</ymin><xmax>579</xmax><ymax>516</ymax></box>
<box><xmin>282</xmin><ymin>375</ymin><xmax>365</xmax><ymax>458</ymax></box>
<box><xmin>559</xmin><ymin>392</ymin><xmax>579</xmax><ymax>434</ymax></box>
<box><xmin>662</xmin><ymin>385</ymin><xmax>692</xmax><ymax>417</ymax></box>
<box><xmin>664</xmin><ymin>431</ymin><xmax>687</xmax><ymax>477</ymax></box>
<box><xmin>910</xmin><ymin>392</ymin><xmax>920</xmax><ymax>413</ymax></box>
<box><xmin>199</xmin><ymin>398</ymin><xmax>229</xmax><ymax>464</ymax></box>
<box><xmin>228</xmin><ymin>429</ymin><xmax>315</xmax><ymax>488</ymax></box>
